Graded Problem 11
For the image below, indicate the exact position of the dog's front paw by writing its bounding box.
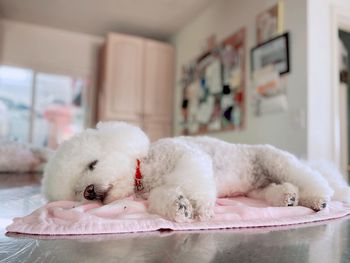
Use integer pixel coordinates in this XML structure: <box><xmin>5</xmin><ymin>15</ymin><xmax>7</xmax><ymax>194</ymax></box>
<box><xmin>171</xmin><ymin>195</ymin><xmax>193</xmax><ymax>223</ymax></box>
<box><xmin>299</xmin><ymin>197</ymin><xmax>328</xmax><ymax>212</ymax></box>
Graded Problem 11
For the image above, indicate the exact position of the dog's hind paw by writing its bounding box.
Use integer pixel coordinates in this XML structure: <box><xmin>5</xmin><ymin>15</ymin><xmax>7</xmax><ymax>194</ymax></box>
<box><xmin>280</xmin><ymin>183</ymin><xmax>299</xmax><ymax>207</ymax></box>
<box><xmin>299</xmin><ymin>197</ymin><xmax>328</xmax><ymax>212</ymax></box>
<box><xmin>265</xmin><ymin>182</ymin><xmax>299</xmax><ymax>207</ymax></box>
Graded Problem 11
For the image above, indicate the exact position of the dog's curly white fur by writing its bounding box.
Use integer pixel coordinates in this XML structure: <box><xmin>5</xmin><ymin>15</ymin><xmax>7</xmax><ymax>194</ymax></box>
<box><xmin>42</xmin><ymin>122</ymin><xmax>350</xmax><ymax>222</ymax></box>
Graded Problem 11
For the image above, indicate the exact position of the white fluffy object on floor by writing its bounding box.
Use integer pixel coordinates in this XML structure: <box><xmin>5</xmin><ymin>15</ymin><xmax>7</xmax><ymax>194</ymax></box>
<box><xmin>0</xmin><ymin>140</ymin><xmax>53</xmax><ymax>173</ymax></box>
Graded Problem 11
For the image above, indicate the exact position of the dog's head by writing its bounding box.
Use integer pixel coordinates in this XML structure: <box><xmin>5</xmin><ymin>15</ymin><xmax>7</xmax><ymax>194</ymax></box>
<box><xmin>41</xmin><ymin>122</ymin><xmax>150</xmax><ymax>204</ymax></box>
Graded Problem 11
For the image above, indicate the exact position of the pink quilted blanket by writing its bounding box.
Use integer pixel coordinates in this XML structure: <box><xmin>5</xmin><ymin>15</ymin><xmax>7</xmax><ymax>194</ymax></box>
<box><xmin>6</xmin><ymin>196</ymin><xmax>350</xmax><ymax>235</ymax></box>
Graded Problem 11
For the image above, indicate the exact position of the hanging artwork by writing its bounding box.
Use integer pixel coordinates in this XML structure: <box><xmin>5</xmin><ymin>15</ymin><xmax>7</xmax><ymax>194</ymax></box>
<box><xmin>180</xmin><ymin>28</ymin><xmax>246</xmax><ymax>135</ymax></box>
<box><xmin>256</xmin><ymin>2</ymin><xmax>284</xmax><ymax>44</ymax></box>
<box><xmin>251</xmin><ymin>33</ymin><xmax>290</xmax><ymax>116</ymax></box>
<box><xmin>251</xmin><ymin>32</ymin><xmax>290</xmax><ymax>75</ymax></box>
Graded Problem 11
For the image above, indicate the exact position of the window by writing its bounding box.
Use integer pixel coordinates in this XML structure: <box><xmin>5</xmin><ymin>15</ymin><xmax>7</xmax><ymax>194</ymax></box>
<box><xmin>0</xmin><ymin>65</ymin><xmax>88</xmax><ymax>149</ymax></box>
<box><xmin>0</xmin><ymin>66</ymin><xmax>33</xmax><ymax>143</ymax></box>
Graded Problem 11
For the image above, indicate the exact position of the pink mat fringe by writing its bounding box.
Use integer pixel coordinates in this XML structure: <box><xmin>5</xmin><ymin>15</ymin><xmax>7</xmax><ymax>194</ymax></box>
<box><xmin>6</xmin><ymin>196</ymin><xmax>350</xmax><ymax>235</ymax></box>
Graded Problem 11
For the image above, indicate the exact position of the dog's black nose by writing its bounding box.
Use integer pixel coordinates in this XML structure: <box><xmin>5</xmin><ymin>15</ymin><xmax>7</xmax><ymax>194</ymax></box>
<box><xmin>84</xmin><ymin>184</ymin><xmax>96</xmax><ymax>200</ymax></box>
<box><xmin>83</xmin><ymin>184</ymin><xmax>107</xmax><ymax>201</ymax></box>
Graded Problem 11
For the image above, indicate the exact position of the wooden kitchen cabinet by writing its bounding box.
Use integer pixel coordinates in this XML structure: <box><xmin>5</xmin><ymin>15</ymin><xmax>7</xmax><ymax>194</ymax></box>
<box><xmin>97</xmin><ymin>33</ymin><xmax>174</xmax><ymax>141</ymax></box>
<box><xmin>98</xmin><ymin>33</ymin><xmax>144</xmax><ymax>123</ymax></box>
<box><xmin>143</xmin><ymin>40</ymin><xmax>174</xmax><ymax>122</ymax></box>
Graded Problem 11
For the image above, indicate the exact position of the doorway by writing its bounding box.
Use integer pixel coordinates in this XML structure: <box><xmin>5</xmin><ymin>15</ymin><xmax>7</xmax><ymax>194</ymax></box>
<box><xmin>339</xmin><ymin>30</ymin><xmax>350</xmax><ymax>178</ymax></box>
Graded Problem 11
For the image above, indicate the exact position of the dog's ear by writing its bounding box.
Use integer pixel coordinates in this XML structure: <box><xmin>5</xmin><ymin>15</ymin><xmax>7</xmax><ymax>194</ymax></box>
<box><xmin>30</xmin><ymin>146</ymin><xmax>55</xmax><ymax>162</ymax></box>
<box><xmin>96</xmin><ymin>121</ymin><xmax>150</xmax><ymax>159</ymax></box>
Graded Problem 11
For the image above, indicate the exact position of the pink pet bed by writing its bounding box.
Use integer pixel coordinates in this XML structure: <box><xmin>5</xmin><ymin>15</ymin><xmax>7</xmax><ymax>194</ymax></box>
<box><xmin>6</xmin><ymin>196</ymin><xmax>350</xmax><ymax>236</ymax></box>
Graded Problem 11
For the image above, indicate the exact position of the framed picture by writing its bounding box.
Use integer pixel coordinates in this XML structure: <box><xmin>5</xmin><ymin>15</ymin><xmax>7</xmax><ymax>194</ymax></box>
<box><xmin>256</xmin><ymin>2</ymin><xmax>284</xmax><ymax>44</ymax></box>
<box><xmin>251</xmin><ymin>32</ymin><xmax>290</xmax><ymax>75</ymax></box>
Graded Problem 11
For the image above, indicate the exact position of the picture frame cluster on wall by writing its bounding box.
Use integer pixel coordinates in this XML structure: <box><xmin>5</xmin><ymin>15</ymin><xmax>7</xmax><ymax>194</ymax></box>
<box><xmin>180</xmin><ymin>28</ymin><xmax>246</xmax><ymax>135</ymax></box>
<box><xmin>179</xmin><ymin>1</ymin><xmax>291</xmax><ymax>133</ymax></box>
<box><xmin>251</xmin><ymin>1</ymin><xmax>291</xmax><ymax>116</ymax></box>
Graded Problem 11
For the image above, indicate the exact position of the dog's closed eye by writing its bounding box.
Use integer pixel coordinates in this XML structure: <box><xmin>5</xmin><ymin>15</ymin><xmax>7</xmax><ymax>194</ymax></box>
<box><xmin>88</xmin><ymin>160</ymin><xmax>98</xmax><ymax>171</ymax></box>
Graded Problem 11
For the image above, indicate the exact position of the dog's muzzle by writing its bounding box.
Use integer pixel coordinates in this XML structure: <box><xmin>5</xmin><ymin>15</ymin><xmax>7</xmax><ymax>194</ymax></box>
<box><xmin>83</xmin><ymin>184</ymin><xmax>107</xmax><ymax>201</ymax></box>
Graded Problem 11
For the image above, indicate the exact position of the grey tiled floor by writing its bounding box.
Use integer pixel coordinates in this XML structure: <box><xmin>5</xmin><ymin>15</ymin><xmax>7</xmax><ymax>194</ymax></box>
<box><xmin>1</xmin><ymin>174</ymin><xmax>350</xmax><ymax>263</ymax></box>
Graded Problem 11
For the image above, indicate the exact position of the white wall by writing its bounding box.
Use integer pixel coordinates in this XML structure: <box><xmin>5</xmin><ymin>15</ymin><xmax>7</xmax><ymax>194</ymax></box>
<box><xmin>0</xmin><ymin>19</ymin><xmax>104</xmax><ymax>126</ymax></box>
<box><xmin>306</xmin><ymin>0</ymin><xmax>333</xmax><ymax>162</ymax></box>
<box><xmin>0</xmin><ymin>19</ymin><xmax>103</xmax><ymax>77</ymax></box>
<box><xmin>306</xmin><ymin>0</ymin><xmax>350</xmax><ymax>167</ymax></box>
<box><xmin>172</xmin><ymin>0</ymin><xmax>308</xmax><ymax>157</ymax></box>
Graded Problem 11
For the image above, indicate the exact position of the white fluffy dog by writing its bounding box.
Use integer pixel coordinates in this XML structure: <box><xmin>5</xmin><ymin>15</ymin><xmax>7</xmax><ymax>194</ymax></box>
<box><xmin>42</xmin><ymin>122</ymin><xmax>350</xmax><ymax>222</ymax></box>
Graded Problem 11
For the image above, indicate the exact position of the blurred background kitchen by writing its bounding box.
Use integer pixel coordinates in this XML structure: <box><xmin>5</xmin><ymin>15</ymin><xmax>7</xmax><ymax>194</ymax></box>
<box><xmin>0</xmin><ymin>0</ymin><xmax>349</xmax><ymax>179</ymax></box>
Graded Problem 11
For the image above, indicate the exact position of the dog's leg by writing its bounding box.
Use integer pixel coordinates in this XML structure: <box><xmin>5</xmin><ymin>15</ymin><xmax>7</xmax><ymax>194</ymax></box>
<box><xmin>247</xmin><ymin>182</ymin><xmax>299</xmax><ymax>207</ymax></box>
<box><xmin>254</xmin><ymin>145</ymin><xmax>334</xmax><ymax>211</ymax></box>
<box><xmin>148</xmin><ymin>185</ymin><xmax>194</xmax><ymax>222</ymax></box>
<box><xmin>307</xmin><ymin>160</ymin><xmax>350</xmax><ymax>202</ymax></box>
<box><xmin>148</xmin><ymin>152</ymin><xmax>217</xmax><ymax>222</ymax></box>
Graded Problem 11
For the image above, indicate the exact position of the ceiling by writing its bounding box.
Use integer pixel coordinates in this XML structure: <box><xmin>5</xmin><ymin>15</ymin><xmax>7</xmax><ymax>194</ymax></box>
<box><xmin>0</xmin><ymin>0</ymin><xmax>213</xmax><ymax>40</ymax></box>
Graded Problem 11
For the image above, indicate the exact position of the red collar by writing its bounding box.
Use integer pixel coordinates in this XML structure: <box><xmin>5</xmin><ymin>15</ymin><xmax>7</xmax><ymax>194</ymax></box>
<box><xmin>134</xmin><ymin>159</ymin><xmax>143</xmax><ymax>191</ymax></box>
